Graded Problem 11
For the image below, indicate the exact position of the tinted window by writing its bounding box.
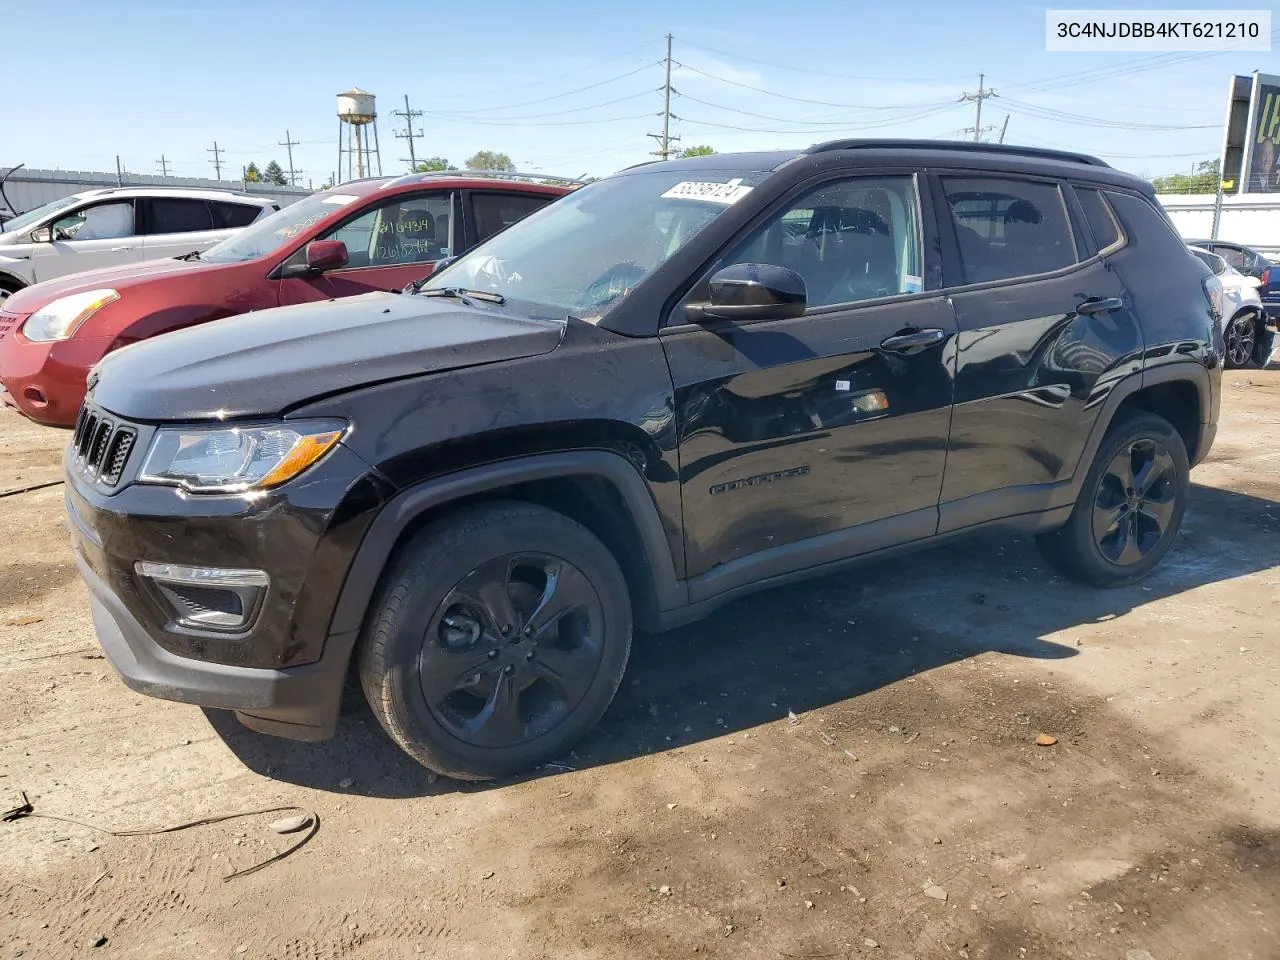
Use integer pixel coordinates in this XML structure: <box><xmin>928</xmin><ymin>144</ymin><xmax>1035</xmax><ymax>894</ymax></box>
<box><xmin>717</xmin><ymin>176</ymin><xmax>923</xmax><ymax>309</ymax></box>
<box><xmin>472</xmin><ymin>192</ymin><xmax>554</xmax><ymax>243</ymax></box>
<box><xmin>1075</xmin><ymin>187</ymin><xmax>1120</xmax><ymax>250</ymax></box>
<box><xmin>211</xmin><ymin>202</ymin><xmax>264</xmax><ymax>228</ymax></box>
<box><xmin>1189</xmin><ymin>248</ymin><xmax>1225</xmax><ymax>275</ymax></box>
<box><xmin>50</xmin><ymin>201</ymin><xmax>135</xmax><ymax>241</ymax></box>
<box><xmin>147</xmin><ymin>199</ymin><xmax>213</xmax><ymax>235</ymax></box>
<box><xmin>1212</xmin><ymin>243</ymin><xmax>1246</xmax><ymax>269</ymax></box>
<box><xmin>942</xmin><ymin>178</ymin><xmax>1076</xmax><ymax>283</ymax></box>
<box><xmin>322</xmin><ymin>192</ymin><xmax>453</xmax><ymax>268</ymax></box>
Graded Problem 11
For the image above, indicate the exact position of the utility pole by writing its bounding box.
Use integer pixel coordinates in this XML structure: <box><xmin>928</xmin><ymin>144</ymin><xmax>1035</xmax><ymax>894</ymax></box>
<box><xmin>156</xmin><ymin>155</ymin><xmax>170</xmax><ymax>177</ymax></box>
<box><xmin>115</xmin><ymin>156</ymin><xmax>124</xmax><ymax>187</ymax></box>
<box><xmin>208</xmin><ymin>141</ymin><xmax>224</xmax><ymax>181</ymax></box>
<box><xmin>997</xmin><ymin>114</ymin><xmax>1010</xmax><ymax>144</ymax></box>
<box><xmin>393</xmin><ymin>94</ymin><xmax>424</xmax><ymax>170</ymax></box>
<box><xmin>960</xmin><ymin>74</ymin><xmax>998</xmax><ymax>143</ymax></box>
<box><xmin>278</xmin><ymin>130</ymin><xmax>300</xmax><ymax>185</ymax></box>
<box><xmin>647</xmin><ymin>33</ymin><xmax>681</xmax><ymax>159</ymax></box>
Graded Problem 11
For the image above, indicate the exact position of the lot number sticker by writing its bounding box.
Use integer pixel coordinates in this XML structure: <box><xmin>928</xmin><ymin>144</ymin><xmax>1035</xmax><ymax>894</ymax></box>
<box><xmin>661</xmin><ymin>178</ymin><xmax>753</xmax><ymax>205</ymax></box>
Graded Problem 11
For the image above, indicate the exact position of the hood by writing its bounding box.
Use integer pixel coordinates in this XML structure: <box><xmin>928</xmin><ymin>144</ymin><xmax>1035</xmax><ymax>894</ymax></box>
<box><xmin>90</xmin><ymin>292</ymin><xmax>565</xmax><ymax>421</ymax></box>
<box><xmin>3</xmin><ymin>256</ymin><xmax>213</xmax><ymax>313</ymax></box>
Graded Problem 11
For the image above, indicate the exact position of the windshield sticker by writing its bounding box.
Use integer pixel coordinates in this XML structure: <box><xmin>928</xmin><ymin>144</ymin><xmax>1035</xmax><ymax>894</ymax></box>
<box><xmin>321</xmin><ymin>194</ymin><xmax>359</xmax><ymax>205</ymax></box>
<box><xmin>660</xmin><ymin>178</ymin><xmax>752</xmax><ymax>205</ymax></box>
<box><xmin>903</xmin><ymin>274</ymin><xmax>922</xmax><ymax>294</ymax></box>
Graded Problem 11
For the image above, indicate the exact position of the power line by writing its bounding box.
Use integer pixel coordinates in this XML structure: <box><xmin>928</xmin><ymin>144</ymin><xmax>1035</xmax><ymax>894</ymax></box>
<box><xmin>392</xmin><ymin>95</ymin><xmax>424</xmax><ymax>169</ymax></box>
<box><xmin>428</xmin><ymin>91</ymin><xmax>654</xmax><ymax>123</ymax></box>
<box><xmin>999</xmin><ymin>97</ymin><xmax>1219</xmax><ymax>130</ymax></box>
<box><xmin>959</xmin><ymin>74</ymin><xmax>997</xmax><ymax>143</ymax></box>
<box><xmin>426</xmin><ymin>63</ymin><xmax>657</xmax><ymax>116</ymax></box>
<box><xmin>278</xmin><ymin>130</ymin><xmax>300</xmax><ymax>185</ymax></box>
<box><xmin>424</xmin><ymin>40</ymin><xmax>660</xmax><ymax>102</ymax></box>
<box><xmin>673</xmin><ymin>62</ymin><xmax>954</xmax><ymax>111</ymax></box>
<box><xmin>423</xmin><ymin>112</ymin><xmax>656</xmax><ymax>128</ymax></box>
<box><xmin>676</xmin><ymin>39</ymin><xmax>976</xmax><ymax>84</ymax></box>
<box><xmin>674</xmin><ymin>91</ymin><xmax>956</xmax><ymax>127</ymax></box>
<box><xmin>648</xmin><ymin>33</ymin><xmax>680</xmax><ymax>159</ymax></box>
<box><xmin>207</xmin><ymin>141</ymin><xmax>224</xmax><ymax>180</ymax></box>
<box><xmin>673</xmin><ymin>101</ymin><xmax>960</xmax><ymax>135</ymax></box>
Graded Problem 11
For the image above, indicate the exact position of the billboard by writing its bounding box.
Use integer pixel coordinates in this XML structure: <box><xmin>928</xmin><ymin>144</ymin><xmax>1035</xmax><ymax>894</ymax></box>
<box><xmin>1226</xmin><ymin>72</ymin><xmax>1280</xmax><ymax>194</ymax></box>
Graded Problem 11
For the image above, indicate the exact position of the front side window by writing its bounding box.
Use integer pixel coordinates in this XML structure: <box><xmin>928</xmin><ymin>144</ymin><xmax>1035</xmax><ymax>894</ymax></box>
<box><xmin>322</xmin><ymin>192</ymin><xmax>453</xmax><ymax>268</ymax></box>
<box><xmin>713</xmin><ymin>176</ymin><xmax>923</xmax><ymax>309</ymax></box>
<box><xmin>472</xmin><ymin>192</ymin><xmax>555</xmax><ymax>243</ymax></box>
<box><xmin>420</xmin><ymin>169</ymin><xmax>770</xmax><ymax>321</ymax></box>
<box><xmin>1</xmin><ymin>194</ymin><xmax>82</xmax><ymax>235</ymax></box>
<box><xmin>943</xmin><ymin>178</ymin><xmax>1077</xmax><ymax>284</ymax></box>
<box><xmin>51</xmin><ymin>201</ymin><xmax>135</xmax><ymax>241</ymax></box>
<box><xmin>200</xmin><ymin>191</ymin><xmax>362</xmax><ymax>264</ymax></box>
<box><xmin>146</xmin><ymin>198</ymin><xmax>214</xmax><ymax>235</ymax></box>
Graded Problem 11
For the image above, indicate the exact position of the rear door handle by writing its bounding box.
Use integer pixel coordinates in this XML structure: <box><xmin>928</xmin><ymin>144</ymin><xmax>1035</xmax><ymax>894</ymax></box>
<box><xmin>880</xmin><ymin>328</ymin><xmax>946</xmax><ymax>354</ymax></box>
<box><xmin>110</xmin><ymin>246</ymin><xmax>134</xmax><ymax>252</ymax></box>
<box><xmin>1076</xmin><ymin>297</ymin><xmax>1123</xmax><ymax>316</ymax></box>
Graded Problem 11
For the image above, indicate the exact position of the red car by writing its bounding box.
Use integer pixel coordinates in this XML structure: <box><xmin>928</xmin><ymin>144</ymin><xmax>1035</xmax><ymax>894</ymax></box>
<box><xmin>0</xmin><ymin>172</ymin><xmax>574</xmax><ymax>426</ymax></box>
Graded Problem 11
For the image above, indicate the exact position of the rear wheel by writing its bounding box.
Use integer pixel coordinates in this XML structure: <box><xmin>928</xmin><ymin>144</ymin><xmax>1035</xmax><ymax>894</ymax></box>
<box><xmin>358</xmin><ymin>501</ymin><xmax>632</xmax><ymax>780</ymax></box>
<box><xmin>1223</xmin><ymin>311</ymin><xmax>1261</xmax><ymax>368</ymax></box>
<box><xmin>1037</xmin><ymin>411</ymin><xmax>1189</xmax><ymax>587</ymax></box>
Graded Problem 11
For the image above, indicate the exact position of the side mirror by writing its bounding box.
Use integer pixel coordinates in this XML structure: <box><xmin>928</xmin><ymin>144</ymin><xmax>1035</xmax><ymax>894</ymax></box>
<box><xmin>684</xmin><ymin>263</ymin><xmax>807</xmax><ymax>323</ymax></box>
<box><xmin>30</xmin><ymin>226</ymin><xmax>52</xmax><ymax>243</ymax></box>
<box><xmin>306</xmin><ymin>239</ymin><xmax>348</xmax><ymax>272</ymax></box>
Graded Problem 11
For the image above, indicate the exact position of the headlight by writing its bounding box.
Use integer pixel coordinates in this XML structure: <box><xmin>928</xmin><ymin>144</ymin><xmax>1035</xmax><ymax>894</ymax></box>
<box><xmin>22</xmin><ymin>289</ymin><xmax>119</xmax><ymax>342</ymax></box>
<box><xmin>138</xmin><ymin>420</ymin><xmax>346</xmax><ymax>493</ymax></box>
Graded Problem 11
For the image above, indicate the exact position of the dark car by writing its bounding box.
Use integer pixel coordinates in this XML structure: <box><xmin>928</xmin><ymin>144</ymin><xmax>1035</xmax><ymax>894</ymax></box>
<box><xmin>1186</xmin><ymin>237</ymin><xmax>1280</xmax><ymax>325</ymax></box>
<box><xmin>0</xmin><ymin>172</ymin><xmax>574</xmax><ymax>426</ymax></box>
<box><xmin>65</xmin><ymin>140</ymin><xmax>1223</xmax><ymax>781</ymax></box>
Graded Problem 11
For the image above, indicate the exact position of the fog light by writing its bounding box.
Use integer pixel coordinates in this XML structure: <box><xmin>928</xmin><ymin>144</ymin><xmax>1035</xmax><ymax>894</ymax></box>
<box><xmin>135</xmin><ymin>562</ymin><xmax>268</xmax><ymax>631</ymax></box>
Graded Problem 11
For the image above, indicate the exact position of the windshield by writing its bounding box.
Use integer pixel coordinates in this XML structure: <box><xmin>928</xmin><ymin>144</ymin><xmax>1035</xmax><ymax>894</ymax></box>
<box><xmin>419</xmin><ymin>168</ymin><xmax>768</xmax><ymax>321</ymax></box>
<box><xmin>200</xmin><ymin>191</ymin><xmax>362</xmax><ymax>263</ymax></box>
<box><xmin>1</xmin><ymin>194</ymin><xmax>83</xmax><ymax>234</ymax></box>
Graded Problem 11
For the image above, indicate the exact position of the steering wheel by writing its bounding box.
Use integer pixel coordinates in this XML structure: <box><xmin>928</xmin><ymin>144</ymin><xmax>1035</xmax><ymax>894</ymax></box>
<box><xmin>584</xmin><ymin>260</ymin><xmax>647</xmax><ymax>309</ymax></box>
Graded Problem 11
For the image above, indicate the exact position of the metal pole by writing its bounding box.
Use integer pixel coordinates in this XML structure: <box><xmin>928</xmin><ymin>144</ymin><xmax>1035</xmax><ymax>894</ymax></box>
<box><xmin>662</xmin><ymin>33</ymin><xmax>673</xmax><ymax>158</ymax></box>
<box><xmin>115</xmin><ymin>155</ymin><xmax>123</xmax><ymax>187</ymax></box>
<box><xmin>1211</xmin><ymin>180</ymin><xmax>1225</xmax><ymax>239</ymax></box>
<box><xmin>974</xmin><ymin>74</ymin><xmax>985</xmax><ymax>142</ymax></box>
<box><xmin>998</xmin><ymin>115</ymin><xmax>1010</xmax><ymax>144</ymax></box>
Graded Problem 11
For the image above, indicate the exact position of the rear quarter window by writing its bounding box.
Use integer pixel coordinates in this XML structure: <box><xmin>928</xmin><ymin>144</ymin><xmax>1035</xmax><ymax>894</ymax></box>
<box><xmin>1074</xmin><ymin>187</ymin><xmax>1121</xmax><ymax>251</ymax></box>
<box><xmin>212</xmin><ymin>202</ymin><xmax>266</xmax><ymax>228</ymax></box>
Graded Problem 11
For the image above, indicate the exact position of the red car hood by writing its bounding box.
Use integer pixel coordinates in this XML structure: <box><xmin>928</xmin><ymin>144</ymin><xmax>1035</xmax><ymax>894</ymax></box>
<box><xmin>2</xmin><ymin>256</ymin><xmax>220</xmax><ymax>314</ymax></box>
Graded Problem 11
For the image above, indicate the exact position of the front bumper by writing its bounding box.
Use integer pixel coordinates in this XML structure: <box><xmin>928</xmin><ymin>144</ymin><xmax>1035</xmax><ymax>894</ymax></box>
<box><xmin>0</xmin><ymin>320</ymin><xmax>111</xmax><ymax>427</ymax></box>
<box><xmin>66</xmin><ymin>431</ymin><xmax>392</xmax><ymax>740</ymax></box>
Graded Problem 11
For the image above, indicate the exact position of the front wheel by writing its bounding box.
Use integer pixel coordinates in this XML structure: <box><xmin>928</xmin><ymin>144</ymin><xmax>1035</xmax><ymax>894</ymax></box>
<box><xmin>358</xmin><ymin>501</ymin><xmax>632</xmax><ymax>780</ymax></box>
<box><xmin>1037</xmin><ymin>411</ymin><xmax>1189</xmax><ymax>587</ymax></box>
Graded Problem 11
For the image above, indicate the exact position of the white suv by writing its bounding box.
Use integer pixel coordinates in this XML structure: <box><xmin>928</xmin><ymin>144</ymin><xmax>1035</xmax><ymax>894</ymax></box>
<box><xmin>0</xmin><ymin>188</ymin><xmax>277</xmax><ymax>301</ymax></box>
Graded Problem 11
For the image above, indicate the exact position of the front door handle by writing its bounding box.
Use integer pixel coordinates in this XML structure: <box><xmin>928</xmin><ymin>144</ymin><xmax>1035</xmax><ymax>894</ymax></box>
<box><xmin>1076</xmin><ymin>297</ymin><xmax>1123</xmax><ymax>316</ymax></box>
<box><xmin>880</xmin><ymin>328</ymin><xmax>946</xmax><ymax>354</ymax></box>
<box><xmin>110</xmin><ymin>246</ymin><xmax>134</xmax><ymax>252</ymax></box>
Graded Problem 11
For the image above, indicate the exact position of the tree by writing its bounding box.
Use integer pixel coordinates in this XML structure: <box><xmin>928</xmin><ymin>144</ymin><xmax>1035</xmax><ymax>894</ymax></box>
<box><xmin>1152</xmin><ymin>158</ymin><xmax>1221</xmax><ymax>195</ymax></box>
<box><xmin>243</xmin><ymin>162</ymin><xmax>261</xmax><ymax>184</ymax></box>
<box><xmin>465</xmin><ymin>150</ymin><xmax>515</xmax><ymax>172</ymax></box>
<box><xmin>263</xmin><ymin>160</ymin><xmax>288</xmax><ymax>186</ymax></box>
<box><xmin>412</xmin><ymin>157</ymin><xmax>456</xmax><ymax>173</ymax></box>
<box><xmin>678</xmin><ymin>145</ymin><xmax>715</xmax><ymax>158</ymax></box>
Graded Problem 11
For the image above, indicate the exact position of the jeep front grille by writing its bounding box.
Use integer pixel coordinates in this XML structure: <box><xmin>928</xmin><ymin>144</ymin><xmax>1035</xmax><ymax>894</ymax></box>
<box><xmin>71</xmin><ymin>405</ymin><xmax>137</xmax><ymax>487</ymax></box>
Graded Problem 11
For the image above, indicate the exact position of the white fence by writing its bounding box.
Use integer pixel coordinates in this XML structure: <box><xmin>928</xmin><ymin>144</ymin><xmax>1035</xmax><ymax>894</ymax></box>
<box><xmin>1</xmin><ymin>166</ymin><xmax>311</xmax><ymax>217</ymax></box>
<box><xmin>1157</xmin><ymin>193</ymin><xmax>1280</xmax><ymax>257</ymax></box>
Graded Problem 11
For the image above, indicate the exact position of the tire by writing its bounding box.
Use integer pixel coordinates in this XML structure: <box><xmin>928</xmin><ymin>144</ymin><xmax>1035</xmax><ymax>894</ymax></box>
<box><xmin>1037</xmin><ymin>410</ymin><xmax>1189</xmax><ymax>588</ymax></box>
<box><xmin>358</xmin><ymin>500</ymin><xmax>632</xmax><ymax>780</ymax></box>
<box><xmin>1223</xmin><ymin>311</ymin><xmax>1262</xmax><ymax>369</ymax></box>
<box><xmin>0</xmin><ymin>280</ymin><xmax>21</xmax><ymax>305</ymax></box>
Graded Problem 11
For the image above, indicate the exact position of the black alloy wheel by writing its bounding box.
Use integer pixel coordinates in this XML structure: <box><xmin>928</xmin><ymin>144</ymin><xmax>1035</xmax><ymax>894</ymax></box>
<box><xmin>1224</xmin><ymin>313</ymin><xmax>1258</xmax><ymax>368</ymax></box>
<box><xmin>421</xmin><ymin>553</ymin><xmax>605</xmax><ymax>748</ymax></box>
<box><xmin>358</xmin><ymin>501</ymin><xmax>632</xmax><ymax>780</ymax></box>
<box><xmin>1091</xmin><ymin>438</ymin><xmax>1178</xmax><ymax>567</ymax></box>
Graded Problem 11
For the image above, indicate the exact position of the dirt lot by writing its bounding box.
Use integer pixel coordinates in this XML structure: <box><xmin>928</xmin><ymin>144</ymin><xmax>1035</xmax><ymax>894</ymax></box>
<box><xmin>1</xmin><ymin>374</ymin><xmax>1278</xmax><ymax>960</ymax></box>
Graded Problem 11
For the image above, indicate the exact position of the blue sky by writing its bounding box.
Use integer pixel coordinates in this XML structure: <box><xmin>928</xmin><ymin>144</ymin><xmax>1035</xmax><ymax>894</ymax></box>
<box><xmin>5</xmin><ymin>0</ymin><xmax>1276</xmax><ymax>184</ymax></box>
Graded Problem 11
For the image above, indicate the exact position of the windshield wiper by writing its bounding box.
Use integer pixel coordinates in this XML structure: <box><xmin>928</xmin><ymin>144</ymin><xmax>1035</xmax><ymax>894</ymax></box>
<box><xmin>174</xmin><ymin>250</ymin><xmax>202</xmax><ymax>261</ymax></box>
<box><xmin>419</xmin><ymin>286</ymin><xmax>505</xmax><ymax>305</ymax></box>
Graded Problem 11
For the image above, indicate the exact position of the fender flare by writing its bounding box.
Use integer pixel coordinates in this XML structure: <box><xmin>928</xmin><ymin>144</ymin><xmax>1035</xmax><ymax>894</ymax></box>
<box><xmin>326</xmin><ymin>449</ymin><xmax>687</xmax><ymax>639</ymax></box>
<box><xmin>1068</xmin><ymin>359</ymin><xmax>1213</xmax><ymax>489</ymax></box>
<box><xmin>0</xmin><ymin>269</ymin><xmax>28</xmax><ymax>293</ymax></box>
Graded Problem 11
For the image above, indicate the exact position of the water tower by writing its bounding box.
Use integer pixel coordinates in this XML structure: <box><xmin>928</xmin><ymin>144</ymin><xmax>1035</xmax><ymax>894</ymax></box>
<box><xmin>336</xmin><ymin>87</ymin><xmax>383</xmax><ymax>183</ymax></box>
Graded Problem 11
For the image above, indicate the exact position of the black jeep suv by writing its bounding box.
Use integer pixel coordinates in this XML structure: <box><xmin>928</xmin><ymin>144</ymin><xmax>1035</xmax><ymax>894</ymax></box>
<box><xmin>65</xmin><ymin>140</ymin><xmax>1223</xmax><ymax>780</ymax></box>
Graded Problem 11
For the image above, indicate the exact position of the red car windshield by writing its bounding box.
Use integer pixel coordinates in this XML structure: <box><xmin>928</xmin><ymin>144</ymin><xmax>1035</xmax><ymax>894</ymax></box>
<box><xmin>200</xmin><ymin>191</ymin><xmax>363</xmax><ymax>264</ymax></box>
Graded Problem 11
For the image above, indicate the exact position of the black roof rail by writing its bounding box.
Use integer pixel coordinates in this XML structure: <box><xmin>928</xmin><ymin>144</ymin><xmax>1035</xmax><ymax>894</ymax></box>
<box><xmin>381</xmin><ymin>169</ymin><xmax>588</xmax><ymax>190</ymax></box>
<box><xmin>806</xmin><ymin>138</ymin><xmax>1111</xmax><ymax>168</ymax></box>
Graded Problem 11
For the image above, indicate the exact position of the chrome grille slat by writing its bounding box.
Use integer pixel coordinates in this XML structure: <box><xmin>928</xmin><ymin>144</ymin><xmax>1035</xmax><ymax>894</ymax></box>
<box><xmin>100</xmin><ymin>430</ymin><xmax>136</xmax><ymax>486</ymax></box>
<box><xmin>87</xmin><ymin>419</ymin><xmax>113</xmax><ymax>475</ymax></box>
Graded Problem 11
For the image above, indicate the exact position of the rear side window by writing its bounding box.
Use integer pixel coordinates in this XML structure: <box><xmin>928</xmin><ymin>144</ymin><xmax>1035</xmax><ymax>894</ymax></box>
<box><xmin>147</xmin><ymin>198</ymin><xmax>214</xmax><ymax>235</ymax></box>
<box><xmin>472</xmin><ymin>192</ymin><xmax>553</xmax><ymax>243</ymax></box>
<box><xmin>1075</xmin><ymin>187</ymin><xmax>1121</xmax><ymax>251</ymax></box>
<box><xmin>1212</xmin><ymin>244</ymin><xmax>1246</xmax><ymax>269</ymax></box>
<box><xmin>211</xmin><ymin>202</ymin><xmax>263</xmax><ymax>228</ymax></box>
<box><xmin>1189</xmin><ymin>248</ymin><xmax>1226</xmax><ymax>275</ymax></box>
<box><xmin>941</xmin><ymin>177</ymin><xmax>1076</xmax><ymax>284</ymax></box>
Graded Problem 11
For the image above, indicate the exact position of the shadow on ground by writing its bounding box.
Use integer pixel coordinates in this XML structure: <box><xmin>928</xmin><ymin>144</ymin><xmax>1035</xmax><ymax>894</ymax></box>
<box><xmin>206</xmin><ymin>482</ymin><xmax>1280</xmax><ymax>798</ymax></box>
